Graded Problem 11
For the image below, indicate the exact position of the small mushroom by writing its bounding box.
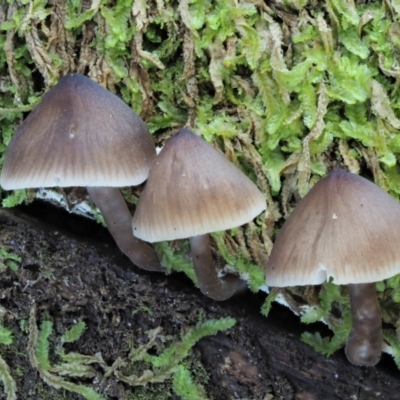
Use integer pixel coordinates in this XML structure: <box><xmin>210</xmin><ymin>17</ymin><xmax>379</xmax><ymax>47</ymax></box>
<box><xmin>266</xmin><ymin>168</ymin><xmax>400</xmax><ymax>366</ymax></box>
<box><xmin>132</xmin><ymin>128</ymin><xmax>266</xmax><ymax>300</ymax></box>
<box><xmin>1</xmin><ymin>74</ymin><xmax>162</xmax><ymax>272</ymax></box>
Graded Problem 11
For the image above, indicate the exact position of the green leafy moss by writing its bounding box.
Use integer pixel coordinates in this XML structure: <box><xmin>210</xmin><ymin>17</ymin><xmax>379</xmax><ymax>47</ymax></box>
<box><xmin>173</xmin><ymin>365</ymin><xmax>208</xmax><ymax>400</ymax></box>
<box><xmin>0</xmin><ymin>324</ymin><xmax>16</xmax><ymax>399</ymax></box>
<box><xmin>36</xmin><ymin>321</ymin><xmax>53</xmax><ymax>371</ymax></box>
<box><xmin>0</xmin><ymin>248</ymin><xmax>21</xmax><ymax>272</ymax></box>
<box><xmin>61</xmin><ymin>322</ymin><xmax>86</xmax><ymax>345</ymax></box>
<box><xmin>28</xmin><ymin>304</ymin><xmax>234</xmax><ymax>398</ymax></box>
<box><xmin>144</xmin><ymin>317</ymin><xmax>236</xmax><ymax>368</ymax></box>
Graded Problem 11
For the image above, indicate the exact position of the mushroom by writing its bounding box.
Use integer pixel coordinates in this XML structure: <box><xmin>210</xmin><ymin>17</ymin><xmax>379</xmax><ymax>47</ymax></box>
<box><xmin>266</xmin><ymin>168</ymin><xmax>400</xmax><ymax>366</ymax></box>
<box><xmin>132</xmin><ymin>128</ymin><xmax>266</xmax><ymax>300</ymax></box>
<box><xmin>1</xmin><ymin>73</ymin><xmax>162</xmax><ymax>272</ymax></box>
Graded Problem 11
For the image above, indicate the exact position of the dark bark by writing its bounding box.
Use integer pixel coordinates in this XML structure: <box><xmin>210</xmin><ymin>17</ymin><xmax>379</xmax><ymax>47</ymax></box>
<box><xmin>1</xmin><ymin>202</ymin><xmax>399</xmax><ymax>400</ymax></box>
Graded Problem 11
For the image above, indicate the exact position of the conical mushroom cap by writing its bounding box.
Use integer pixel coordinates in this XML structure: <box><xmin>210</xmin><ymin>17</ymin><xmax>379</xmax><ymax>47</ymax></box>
<box><xmin>1</xmin><ymin>74</ymin><xmax>156</xmax><ymax>189</ymax></box>
<box><xmin>132</xmin><ymin>129</ymin><xmax>266</xmax><ymax>242</ymax></box>
<box><xmin>266</xmin><ymin>168</ymin><xmax>400</xmax><ymax>286</ymax></box>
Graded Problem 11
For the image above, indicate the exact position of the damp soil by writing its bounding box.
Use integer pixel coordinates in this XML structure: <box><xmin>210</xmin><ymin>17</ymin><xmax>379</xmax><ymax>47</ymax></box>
<box><xmin>0</xmin><ymin>202</ymin><xmax>399</xmax><ymax>400</ymax></box>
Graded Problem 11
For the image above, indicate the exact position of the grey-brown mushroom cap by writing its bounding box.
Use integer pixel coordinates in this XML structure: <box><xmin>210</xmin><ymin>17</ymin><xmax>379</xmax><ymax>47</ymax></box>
<box><xmin>1</xmin><ymin>74</ymin><xmax>156</xmax><ymax>189</ymax></box>
<box><xmin>132</xmin><ymin>129</ymin><xmax>266</xmax><ymax>242</ymax></box>
<box><xmin>266</xmin><ymin>168</ymin><xmax>400</xmax><ymax>287</ymax></box>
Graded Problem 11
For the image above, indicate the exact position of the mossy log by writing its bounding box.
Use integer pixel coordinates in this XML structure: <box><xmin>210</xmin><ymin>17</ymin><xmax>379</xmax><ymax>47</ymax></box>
<box><xmin>0</xmin><ymin>204</ymin><xmax>398</xmax><ymax>399</ymax></box>
<box><xmin>2</xmin><ymin>0</ymin><xmax>400</xmax><ymax>374</ymax></box>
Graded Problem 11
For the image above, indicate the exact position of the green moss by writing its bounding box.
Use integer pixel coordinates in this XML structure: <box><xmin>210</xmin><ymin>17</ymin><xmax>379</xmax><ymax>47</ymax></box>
<box><xmin>0</xmin><ymin>324</ymin><xmax>16</xmax><ymax>400</ymax></box>
<box><xmin>0</xmin><ymin>248</ymin><xmax>21</xmax><ymax>272</ymax></box>
<box><xmin>173</xmin><ymin>365</ymin><xmax>208</xmax><ymax>400</ymax></box>
<box><xmin>27</xmin><ymin>304</ymin><xmax>234</xmax><ymax>399</ymax></box>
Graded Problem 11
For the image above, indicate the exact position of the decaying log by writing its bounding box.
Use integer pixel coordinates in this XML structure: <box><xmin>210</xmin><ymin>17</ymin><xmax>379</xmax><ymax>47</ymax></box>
<box><xmin>0</xmin><ymin>203</ymin><xmax>398</xmax><ymax>400</ymax></box>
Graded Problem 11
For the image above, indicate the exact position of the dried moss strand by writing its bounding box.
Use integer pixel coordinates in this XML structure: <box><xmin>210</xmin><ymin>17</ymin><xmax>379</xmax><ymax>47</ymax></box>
<box><xmin>345</xmin><ymin>283</ymin><xmax>383</xmax><ymax>366</ymax></box>
<box><xmin>189</xmin><ymin>234</ymin><xmax>240</xmax><ymax>301</ymax></box>
<box><xmin>87</xmin><ymin>187</ymin><xmax>163</xmax><ymax>272</ymax></box>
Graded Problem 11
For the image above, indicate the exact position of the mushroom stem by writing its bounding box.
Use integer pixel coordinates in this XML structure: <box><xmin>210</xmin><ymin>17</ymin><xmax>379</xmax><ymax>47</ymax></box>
<box><xmin>189</xmin><ymin>234</ymin><xmax>241</xmax><ymax>301</ymax></box>
<box><xmin>345</xmin><ymin>283</ymin><xmax>383</xmax><ymax>366</ymax></box>
<box><xmin>87</xmin><ymin>187</ymin><xmax>163</xmax><ymax>272</ymax></box>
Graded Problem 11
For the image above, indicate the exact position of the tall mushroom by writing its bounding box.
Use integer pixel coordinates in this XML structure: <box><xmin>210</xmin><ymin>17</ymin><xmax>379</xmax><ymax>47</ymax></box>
<box><xmin>132</xmin><ymin>128</ymin><xmax>266</xmax><ymax>300</ymax></box>
<box><xmin>266</xmin><ymin>168</ymin><xmax>400</xmax><ymax>366</ymax></box>
<box><xmin>1</xmin><ymin>74</ymin><xmax>162</xmax><ymax>272</ymax></box>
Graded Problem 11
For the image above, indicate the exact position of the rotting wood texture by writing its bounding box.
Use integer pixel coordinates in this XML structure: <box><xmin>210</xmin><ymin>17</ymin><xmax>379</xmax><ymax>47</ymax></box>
<box><xmin>0</xmin><ymin>204</ymin><xmax>397</xmax><ymax>399</ymax></box>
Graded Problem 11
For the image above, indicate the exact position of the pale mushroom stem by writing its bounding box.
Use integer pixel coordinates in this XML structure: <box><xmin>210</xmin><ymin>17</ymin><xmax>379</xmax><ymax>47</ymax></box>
<box><xmin>189</xmin><ymin>234</ymin><xmax>241</xmax><ymax>301</ymax></box>
<box><xmin>345</xmin><ymin>283</ymin><xmax>383</xmax><ymax>366</ymax></box>
<box><xmin>87</xmin><ymin>187</ymin><xmax>163</xmax><ymax>272</ymax></box>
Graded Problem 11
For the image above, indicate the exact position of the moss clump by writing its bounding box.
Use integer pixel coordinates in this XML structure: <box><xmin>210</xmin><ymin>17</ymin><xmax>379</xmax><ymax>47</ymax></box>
<box><xmin>28</xmin><ymin>303</ymin><xmax>235</xmax><ymax>399</ymax></box>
